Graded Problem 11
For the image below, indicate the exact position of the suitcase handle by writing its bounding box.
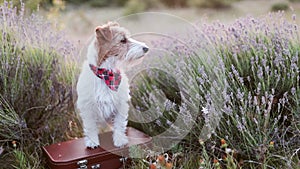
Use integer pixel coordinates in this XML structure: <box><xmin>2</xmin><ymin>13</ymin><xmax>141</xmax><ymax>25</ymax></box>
<box><xmin>77</xmin><ymin>159</ymin><xmax>101</xmax><ymax>169</ymax></box>
<box><xmin>76</xmin><ymin>157</ymin><xmax>127</xmax><ymax>169</ymax></box>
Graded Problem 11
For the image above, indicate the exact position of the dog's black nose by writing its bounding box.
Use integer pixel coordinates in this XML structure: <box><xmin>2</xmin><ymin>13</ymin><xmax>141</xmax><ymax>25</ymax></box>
<box><xmin>143</xmin><ymin>47</ymin><xmax>149</xmax><ymax>53</ymax></box>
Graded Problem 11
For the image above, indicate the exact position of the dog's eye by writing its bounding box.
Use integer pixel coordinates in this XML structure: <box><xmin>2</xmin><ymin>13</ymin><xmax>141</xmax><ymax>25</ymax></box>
<box><xmin>120</xmin><ymin>38</ymin><xmax>127</xmax><ymax>44</ymax></box>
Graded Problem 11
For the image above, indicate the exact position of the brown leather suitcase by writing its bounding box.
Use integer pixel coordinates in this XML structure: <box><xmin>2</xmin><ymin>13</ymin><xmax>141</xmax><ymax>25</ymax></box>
<box><xmin>43</xmin><ymin>127</ymin><xmax>152</xmax><ymax>169</ymax></box>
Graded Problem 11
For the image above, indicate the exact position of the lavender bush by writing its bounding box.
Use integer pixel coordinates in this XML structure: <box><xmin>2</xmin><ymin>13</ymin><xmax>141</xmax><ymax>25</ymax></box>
<box><xmin>130</xmin><ymin>12</ymin><xmax>300</xmax><ymax>168</ymax></box>
<box><xmin>205</xmin><ymin>13</ymin><xmax>300</xmax><ymax>168</ymax></box>
<box><xmin>0</xmin><ymin>1</ymin><xmax>81</xmax><ymax>168</ymax></box>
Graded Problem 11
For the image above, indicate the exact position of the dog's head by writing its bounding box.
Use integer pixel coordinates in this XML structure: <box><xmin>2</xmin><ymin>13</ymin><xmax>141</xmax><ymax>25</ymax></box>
<box><xmin>94</xmin><ymin>22</ymin><xmax>149</xmax><ymax>67</ymax></box>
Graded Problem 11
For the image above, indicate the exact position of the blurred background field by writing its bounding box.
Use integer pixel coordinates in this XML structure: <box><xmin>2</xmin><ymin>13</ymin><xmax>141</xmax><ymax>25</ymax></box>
<box><xmin>35</xmin><ymin>0</ymin><xmax>300</xmax><ymax>43</ymax></box>
<box><xmin>1</xmin><ymin>0</ymin><xmax>300</xmax><ymax>169</ymax></box>
<box><xmin>2</xmin><ymin>0</ymin><xmax>297</xmax><ymax>44</ymax></box>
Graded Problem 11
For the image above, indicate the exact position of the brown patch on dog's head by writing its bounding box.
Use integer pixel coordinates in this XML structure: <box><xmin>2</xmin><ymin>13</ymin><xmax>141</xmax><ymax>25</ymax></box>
<box><xmin>95</xmin><ymin>22</ymin><xmax>118</xmax><ymax>42</ymax></box>
<box><xmin>94</xmin><ymin>22</ymin><xmax>130</xmax><ymax>66</ymax></box>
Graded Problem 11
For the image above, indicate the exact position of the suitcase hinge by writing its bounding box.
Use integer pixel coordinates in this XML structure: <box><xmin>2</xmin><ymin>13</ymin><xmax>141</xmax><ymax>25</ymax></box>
<box><xmin>77</xmin><ymin>159</ymin><xmax>88</xmax><ymax>169</ymax></box>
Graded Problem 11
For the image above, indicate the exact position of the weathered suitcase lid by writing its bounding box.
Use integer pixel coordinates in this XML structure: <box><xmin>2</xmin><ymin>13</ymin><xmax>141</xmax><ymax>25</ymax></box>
<box><xmin>43</xmin><ymin>127</ymin><xmax>152</xmax><ymax>164</ymax></box>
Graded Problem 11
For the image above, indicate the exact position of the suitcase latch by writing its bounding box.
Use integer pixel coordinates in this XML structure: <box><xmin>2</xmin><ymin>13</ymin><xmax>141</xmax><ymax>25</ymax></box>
<box><xmin>119</xmin><ymin>157</ymin><xmax>128</xmax><ymax>163</ymax></box>
<box><xmin>77</xmin><ymin>159</ymin><xmax>88</xmax><ymax>169</ymax></box>
<box><xmin>91</xmin><ymin>164</ymin><xmax>101</xmax><ymax>169</ymax></box>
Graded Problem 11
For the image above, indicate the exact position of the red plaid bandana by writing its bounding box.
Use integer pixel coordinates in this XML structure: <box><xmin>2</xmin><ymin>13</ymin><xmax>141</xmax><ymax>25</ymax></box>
<box><xmin>89</xmin><ymin>64</ymin><xmax>122</xmax><ymax>91</ymax></box>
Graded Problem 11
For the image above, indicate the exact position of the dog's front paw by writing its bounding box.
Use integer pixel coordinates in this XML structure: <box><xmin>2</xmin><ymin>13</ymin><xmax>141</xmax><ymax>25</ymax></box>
<box><xmin>113</xmin><ymin>134</ymin><xmax>128</xmax><ymax>147</ymax></box>
<box><xmin>84</xmin><ymin>137</ymin><xmax>100</xmax><ymax>149</ymax></box>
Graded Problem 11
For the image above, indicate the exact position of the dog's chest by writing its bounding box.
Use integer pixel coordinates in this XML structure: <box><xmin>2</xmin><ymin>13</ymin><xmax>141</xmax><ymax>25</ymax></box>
<box><xmin>93</xmin><ymin>74</ymin><xmax>130</xmax><ymax>118</ymax></box>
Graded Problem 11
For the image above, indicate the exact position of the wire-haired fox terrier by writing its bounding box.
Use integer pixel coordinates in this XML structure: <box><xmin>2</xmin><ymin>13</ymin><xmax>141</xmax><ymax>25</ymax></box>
<box><xmin>76</xmin><ymin>22</ymin><xmax>149</xmax><ymax>148</ymax></box>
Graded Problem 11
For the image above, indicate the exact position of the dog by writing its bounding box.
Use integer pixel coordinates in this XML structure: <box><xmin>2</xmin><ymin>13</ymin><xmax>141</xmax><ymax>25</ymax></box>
<box><xmin>76</xmin><ymin>22</ymin><xmax>149</xmax><ymax>148</ymax></box>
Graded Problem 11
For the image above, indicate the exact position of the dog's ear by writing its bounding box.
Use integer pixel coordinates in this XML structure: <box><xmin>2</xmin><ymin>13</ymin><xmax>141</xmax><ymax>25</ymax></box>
<box><xmin>95</xmin><ymin>25</ymin><xmax>112</xmax><ymax>42</ymax></box>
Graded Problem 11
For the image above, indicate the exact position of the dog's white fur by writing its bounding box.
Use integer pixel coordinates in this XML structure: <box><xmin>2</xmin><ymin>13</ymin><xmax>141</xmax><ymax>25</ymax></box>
<box><xmin>76</xmin><ymin>22</ymin><xmax>148</xmax><ymax>148</ymax></box>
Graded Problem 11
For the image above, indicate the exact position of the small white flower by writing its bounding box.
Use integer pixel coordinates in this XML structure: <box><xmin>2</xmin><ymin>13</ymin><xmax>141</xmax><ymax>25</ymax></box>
<box><xmin>201</xmin><ymin>107</ymin><xmax>209</xmax><ymax>115</ymax></box>
<box><xmin>225</xmin><ymin>148</ymin><xmax>232</xmax><ymax>154</ymax></box>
